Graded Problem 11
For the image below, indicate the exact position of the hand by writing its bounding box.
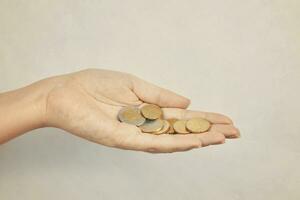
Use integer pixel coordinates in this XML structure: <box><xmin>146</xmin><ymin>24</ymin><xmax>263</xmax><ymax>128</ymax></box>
<box><xmin>43</xmin><ymin>69</ymin><xmax>239</xmax><ymax>153</ymax></box>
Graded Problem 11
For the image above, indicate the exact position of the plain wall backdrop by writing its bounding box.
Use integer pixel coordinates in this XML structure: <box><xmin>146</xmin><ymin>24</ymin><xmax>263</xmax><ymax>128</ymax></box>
<box><xmin>0</xmin><ymin>0</ymin><xmax>299</xmax><ymax>199</ymax></box>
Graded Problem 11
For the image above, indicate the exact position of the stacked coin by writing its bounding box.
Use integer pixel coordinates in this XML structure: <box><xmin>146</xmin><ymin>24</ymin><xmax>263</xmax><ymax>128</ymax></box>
<box><xmin>118</xmin><ymin>104</ymin><xmax>211</xmax><ymax>135</ymax></box>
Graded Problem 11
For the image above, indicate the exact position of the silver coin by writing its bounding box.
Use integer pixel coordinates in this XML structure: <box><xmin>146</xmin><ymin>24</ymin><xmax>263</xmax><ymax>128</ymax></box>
<box><xmin>118</xmin><ymin>106</ymin><xmax>145</xmax><ymax>126</ymax></box>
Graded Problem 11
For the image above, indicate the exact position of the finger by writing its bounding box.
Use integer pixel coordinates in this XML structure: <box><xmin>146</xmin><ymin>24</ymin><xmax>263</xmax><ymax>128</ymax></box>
<box><xmin>133</xmin><ymin>131</ymin><xmax>226</xmax><ymax>152</ymax></box>
<box><xmin>132</xmin><ymin>76</ymin><xmax>190</xmax><ymax>109</ymax></box>
<box><xmin>162</xmin><ymin>108</ymin><xmax>233</xmax><ymax>124</ymax></box>
<box><xmin>137</xmin><ymin>134</ymin><xmax>202</xmax><ymax>153</ymax></box>
<box><xmin>210</xmin><ymin>124</ymin><xmax>240</xmax><ymax>138</ymax></box>
<box><xmin>193</xmin><ymin>131</ymin><xmax>226</xmax><ymax>147</ymax></box>
<box><xmin>115</xmin><ymin>123</ymin><xmax>201</xmax><ymax>153</ymax></box>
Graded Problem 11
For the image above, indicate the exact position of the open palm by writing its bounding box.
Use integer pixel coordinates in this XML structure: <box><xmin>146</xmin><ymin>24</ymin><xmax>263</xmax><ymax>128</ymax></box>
<box><xmin>45</xmin><ymin>69</ymin><xmax>239</xmax><ymax>153</ymax></box>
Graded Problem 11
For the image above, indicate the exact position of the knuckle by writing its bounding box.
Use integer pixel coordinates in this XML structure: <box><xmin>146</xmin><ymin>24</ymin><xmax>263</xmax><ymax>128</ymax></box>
<box><xmin>217</xmin><ymin>134</ymin><xmax>226</xmax><ymax>143</ymax></box>
<box><xmin>154</xmin><ymin>89</ymin><xmax>164</xmax><ymax>105</ymax></box>
<box><xmin>193</xmin><ymin>140</ymin><xmax>202</xmax><ymax>148</ymax></box>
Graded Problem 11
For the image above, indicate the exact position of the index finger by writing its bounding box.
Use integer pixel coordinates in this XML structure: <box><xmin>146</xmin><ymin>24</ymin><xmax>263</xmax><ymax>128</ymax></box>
<box><xmin>162</xmin><ymin>108</ymin><xmax>233</xmax><ymax>124</ymax></box>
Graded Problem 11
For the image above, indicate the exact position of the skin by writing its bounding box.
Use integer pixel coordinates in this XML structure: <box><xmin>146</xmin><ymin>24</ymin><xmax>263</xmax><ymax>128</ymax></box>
<box><xmin>0</xmin><ymin>69</ymin><xmax>240</xmax><ymax>153</ymax></box>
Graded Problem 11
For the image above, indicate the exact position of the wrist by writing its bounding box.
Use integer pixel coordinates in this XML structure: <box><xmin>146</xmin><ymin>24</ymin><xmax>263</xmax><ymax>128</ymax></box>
<box><xmin>34</xmin><ymin>76</ymin><xmax>67</xmax><ymax>128</ymax></box>
<box><xmin>0</xmin><ymin>75</ymin><xmax>66</xmax><ymax>143</ymax></box>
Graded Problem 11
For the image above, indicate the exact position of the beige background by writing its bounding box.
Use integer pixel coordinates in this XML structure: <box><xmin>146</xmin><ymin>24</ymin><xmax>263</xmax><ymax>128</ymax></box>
<box><xmin>0</xmin><ymin>0</ymin><xmax>299</xmax><ymax>199</ymax></box>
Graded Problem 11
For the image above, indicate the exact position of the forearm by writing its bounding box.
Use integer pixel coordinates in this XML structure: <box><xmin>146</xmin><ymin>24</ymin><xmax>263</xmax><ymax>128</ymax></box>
<box><xmin>0</xmin><ymin>80</ymin><xmax>48</xmax><ymax>144</ymax></box>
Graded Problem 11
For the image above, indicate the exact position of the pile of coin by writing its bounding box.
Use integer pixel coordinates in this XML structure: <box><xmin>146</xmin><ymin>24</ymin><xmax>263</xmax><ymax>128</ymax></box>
<box><xmin>118</xmin><ymin>104</ymin><xmax>211</xmax><ymax>135</ymax></box>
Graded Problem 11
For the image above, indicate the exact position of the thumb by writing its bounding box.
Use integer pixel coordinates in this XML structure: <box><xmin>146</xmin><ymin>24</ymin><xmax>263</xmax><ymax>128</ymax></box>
<box><xmin>131</xmin><ymin>76</ymin><xmax>190</xmax><ymax>108</ymax></box>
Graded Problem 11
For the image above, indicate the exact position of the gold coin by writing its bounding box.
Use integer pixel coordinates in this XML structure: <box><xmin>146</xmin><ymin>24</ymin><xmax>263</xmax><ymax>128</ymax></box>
<box><xmin>186</xmin><ymin>118</ymin><xmax>211</xmax><ymax>133</ymax></box>
<box><xmin>118</xmin><ymin>106</ymin><xmax>145</xmax><ymax>126</ymax></box>
<box><xmin>153</xmin><ymin>120</ymin><xmax>170</xmax><ymax>135</ymax></box>
<box><xmin>166</xmin><ymin>118</ymin><xmax>178</xmax><ymax>134</ymax></box>
<box><xmin>140</xmin><ymin>104</ymin><xmax>162</xmax><ymax>120</ymax></box>
<box><xmin>173</xmin><ymin>120</ymin><xmax>190</xmax><ymax>134</ymax></box>
<box><xmin>139</xmin><ymin>119</ymin><xmax>164</xmax><ymax>133</ymax></box>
